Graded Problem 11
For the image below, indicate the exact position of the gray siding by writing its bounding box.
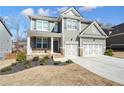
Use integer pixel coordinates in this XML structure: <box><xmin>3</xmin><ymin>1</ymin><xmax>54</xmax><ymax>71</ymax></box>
<box><xmin>63</xmin><ymin>22</ymin><xmax>89</xmax><ymax>42</ymax></box>
<box><xmin>83</xmin><ymin>24</ymin><xmax>101</xmax><ymax>36</ymax></box>
<box><xmin>64</xmin><ymin>30</ymin><xmax>80</xmax><ymax>42</ymax></box>
<box><xmin>0</xmin><ymin>21</ymin><xmax>12</xmax><ymax>54</ymax></box>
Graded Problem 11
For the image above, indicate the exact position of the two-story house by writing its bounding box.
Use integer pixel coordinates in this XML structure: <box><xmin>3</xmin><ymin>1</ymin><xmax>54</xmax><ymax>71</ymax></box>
<box><xmin>27</xmin><ymin>7</ymin><xmax>107</xmax><ymax>59</ymax></box>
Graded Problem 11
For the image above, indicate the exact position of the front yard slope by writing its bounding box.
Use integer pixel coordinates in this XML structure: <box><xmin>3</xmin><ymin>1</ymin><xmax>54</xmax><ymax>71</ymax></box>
<box><xmin>0</xmin><ymin>63</ymin><xmax>121</xmax><ymax>86</ymax></box>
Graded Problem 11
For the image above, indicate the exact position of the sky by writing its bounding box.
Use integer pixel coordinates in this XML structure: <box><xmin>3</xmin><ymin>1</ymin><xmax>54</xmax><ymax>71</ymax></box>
<box><xmin>0</xmin><ymin>6</ymin><xmax>124</xmax><ymax>40</ymax></box>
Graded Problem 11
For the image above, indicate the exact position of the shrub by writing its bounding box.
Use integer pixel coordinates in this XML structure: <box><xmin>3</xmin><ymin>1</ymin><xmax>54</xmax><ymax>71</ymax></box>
<box><xmin>11</xmin><ymin>62</ymin><xmax>17</xmax><ymax>66</ymax></box>
<box><xmin>43</xmin><ymin>56</ymin><xmax>49</xmax><ymax>60</ymax></box>
<box><xmin>54</xmin><ymin>61</ymin><xmax>61</xmax><ymax>65</ymax></box>
<box><xmin>33</xmin><ymin>56</ymin><xmax>39</xmax><ymax>61</ymax></box>
<box><xmin>40</xmin><ymin>58</ymin><xmax>48</xmax><ymax>65</ymax></box>
<box><xmin>16</xmin><ymin>52</ymin><xmax>26</xmax><ymax>62</ymax></box>
<box><xmin>1</xmin><ymin>66</ymin><xmax>12</xmax><ymax>72</ymax></box>
<box><xmin>104</xmin><ymin>49</ymin><xmax>114</xmax><ymax>56</ymax></box>
<box><xmin>23</xmin><ymin>61</ymin><xmax>32</xmax><ymax>69</ymax></box>
<box><xmin>66</xmin><ymin>60</ymin><xmax>73</xmax><ymax>64</ymax></box>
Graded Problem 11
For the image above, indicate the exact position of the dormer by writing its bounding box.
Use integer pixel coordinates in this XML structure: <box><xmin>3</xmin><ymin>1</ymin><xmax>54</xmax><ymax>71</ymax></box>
<box><xmin>61</xmin><ymin>7</ymin><xmax>83</xmax><ymax>32</ymax></box>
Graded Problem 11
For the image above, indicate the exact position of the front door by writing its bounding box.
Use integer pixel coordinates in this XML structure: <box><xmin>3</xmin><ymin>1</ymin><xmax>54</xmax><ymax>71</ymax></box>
<box><xmin>53</xmin><ymin>40</ymin><xmax>59</xmax><ymax>52</ymax></box>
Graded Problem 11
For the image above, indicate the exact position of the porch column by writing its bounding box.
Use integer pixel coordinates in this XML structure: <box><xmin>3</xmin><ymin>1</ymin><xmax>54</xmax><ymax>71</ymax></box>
<box><xmin>51</xmin><ymin>37</ymin><xmax>53</xmax><ymax>54</ymax></box>
<box><xmin>27</xmin><ymin>36</ymin><xmax>32</xmax><ymax>55</ymax></box>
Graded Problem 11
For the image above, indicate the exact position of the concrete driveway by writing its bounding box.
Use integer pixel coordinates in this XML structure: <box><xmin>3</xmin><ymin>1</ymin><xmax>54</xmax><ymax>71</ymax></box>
<box><xmin>68</xmin><ymin>56</ymin><xmax>124</xmax><ymax>85</ymax></box>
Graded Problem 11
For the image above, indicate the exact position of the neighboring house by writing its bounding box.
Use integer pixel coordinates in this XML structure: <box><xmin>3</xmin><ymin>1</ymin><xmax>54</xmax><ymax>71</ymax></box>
<box><xmin>102</xmin><ymin>27</ymin><xmax>115</xmax><ymax>36</ymax></box>
<box><xmin>0</xmin><ymin>18</ymin><xmax>12</xmax><ymax>59</ymax></box>
<box><xmin>106</xmin><ymin>23</ymin><xmax>124</xmax><ymax>50</ymax></box>
<box><xmin>27</xmin><ymin>7</ymin><xmax>107</xmax><ymax>58</ymax></box>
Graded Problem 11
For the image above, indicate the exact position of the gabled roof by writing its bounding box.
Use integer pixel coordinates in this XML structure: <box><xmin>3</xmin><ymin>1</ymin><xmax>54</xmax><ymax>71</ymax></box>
<box><xmin>111</xmin><ymin>23</ymin><xmax>124</xmax><ymax>35</ymax></box>
<box><xmin>61</xmin><ymin>7</ymin><xmax>82</xmax><ymax>17</ymax></box>
<box><xmin>79</xmin><ymin>21</ymin><xmax>107</xmax><ymax>37</ymax></box>
<box><xmin>0</xmin><ymin>18</ymin><xmax>12</xmax><ymax>36</ymax></box>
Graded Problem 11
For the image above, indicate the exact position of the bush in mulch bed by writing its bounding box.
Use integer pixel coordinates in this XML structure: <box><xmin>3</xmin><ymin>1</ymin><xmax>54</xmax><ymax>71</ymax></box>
<box><xmin>0</xmin><ymin>66</ymin><xmax>12</xmax><ymax>73</ymax></box>
<box><xmin>16</xmin><ymin>52</ymin><xmax>26</xmax><ymax>62</ymax></box>
<box><xmin>32</xmin><ymin>56</ymin><xmax>39</xmax><ymax>61</ymax></box>
<box><xmin>53</xmin><ymin>61</ymin><xmax>61</xmax><ymax>65</ymax></box>
<box><xmin>65</xmin><ymin>59</ymin><xmax>73</xmax><ymax>64</ymax></box>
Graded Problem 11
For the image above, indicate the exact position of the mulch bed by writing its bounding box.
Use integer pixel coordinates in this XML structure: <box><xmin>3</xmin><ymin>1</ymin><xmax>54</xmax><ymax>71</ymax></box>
<box><xmin>0</xmin><ymin>58</ymin><xmax>72</xmax><ymax>75</ymax></box>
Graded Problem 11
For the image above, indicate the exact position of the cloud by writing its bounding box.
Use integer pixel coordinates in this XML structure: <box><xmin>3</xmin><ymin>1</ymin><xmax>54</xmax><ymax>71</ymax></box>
<box><xmin>57</xmin><ymin>6</ymin><xmax>68</xmax><ymax>13</ymax></box>
<box><xmin>79</xmin><ymin>6</ymin><xmax>102</xmax><ymax>12</ymax></box>
<box><xmin>21</xmin><ymin>8</ymin><xmax>34</xmax><ymax>16</ymax></box>
<box><xmin>38</xmin><ymin>8</ymin><xmax>50</xmax><ymax>16</ymax></box>
<box><xmin>3</xmin><ymin>16</ymin><xmax>9</xmax><ymax>20</ymax></box>
<box><xmin>96</xmin><ymin>18</ymin><xmax>102</xmax><ymax>22</ymax></box>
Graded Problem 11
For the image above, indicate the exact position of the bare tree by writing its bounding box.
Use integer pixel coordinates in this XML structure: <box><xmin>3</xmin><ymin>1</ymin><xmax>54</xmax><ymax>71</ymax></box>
<box><xmin>4</xmin><ymin>15</ymin><xmax>30</xmax><ymax>51</ymax></box>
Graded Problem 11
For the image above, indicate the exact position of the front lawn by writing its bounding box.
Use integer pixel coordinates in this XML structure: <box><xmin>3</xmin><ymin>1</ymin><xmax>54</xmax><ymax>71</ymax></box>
<box><xmin>0</xmin><ymin>63</ymin><xmax>121</xmax><ymax>86</ymax></box>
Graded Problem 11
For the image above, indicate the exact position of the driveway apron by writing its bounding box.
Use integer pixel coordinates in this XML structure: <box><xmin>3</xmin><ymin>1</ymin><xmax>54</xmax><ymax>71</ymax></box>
<box><xmin>67</xmin><ymin>56</ymin><xmax>124</xmax><ymax>85</ymax></box>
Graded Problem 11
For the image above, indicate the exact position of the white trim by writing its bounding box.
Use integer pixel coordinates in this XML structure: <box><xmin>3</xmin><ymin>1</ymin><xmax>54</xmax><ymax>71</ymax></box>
<box><xmin>110</xmin><ymin>44</ymin><xmax>124</xmax><ymax>47</ymax></box>
<box><xmin>65</xmin><ymin>41</ymin><xmax>78</xmax><ymax>45</ymax></box>
<box><xmin>83</xmin><ymin>42</ymin><xmax>104</xmax><ymax>45</ymax></box>
<box><xmin>27</xmin><ymin>36</ymin><xmax>32</xmax><ymax>55</ymax></box>
<box><xmin>61</xmin><ymin>7</ymin><xmax>81</xmax><ymax>17</ymax></box>
<box><xmin>109</xmin><ymin>32</ymin><xmax>124</xmax><ymax>37</ymax></box>
<box><xmin>51</xmin><ymin>37</ymin><xmax>53</xmax><ymax>54</ymax></box>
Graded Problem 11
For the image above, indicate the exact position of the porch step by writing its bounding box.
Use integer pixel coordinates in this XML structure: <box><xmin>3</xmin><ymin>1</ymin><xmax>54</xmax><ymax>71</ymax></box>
<box><xmin>53</xmin><ymin>54</ymin><xmax>64</xmax><ymax>58</ymax></box>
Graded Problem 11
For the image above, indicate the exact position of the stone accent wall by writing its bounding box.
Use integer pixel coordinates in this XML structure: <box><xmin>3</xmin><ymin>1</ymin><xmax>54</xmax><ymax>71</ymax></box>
<box><xmin>60</xmin><ymin>48</ymin><xmax>65</xmax><ymax>56</ymax></box>
<box><xmin>79</xmin><ymin>47</ymin><xmax>83</xmax><ymax>56</ymax></box>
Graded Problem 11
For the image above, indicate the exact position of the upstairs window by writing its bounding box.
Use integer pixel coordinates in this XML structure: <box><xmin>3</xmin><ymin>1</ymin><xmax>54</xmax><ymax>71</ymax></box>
<box><xmin>66</xmin><ymin>19</ymin><xmax>78</xmax><ymax>30</ymax></box>
<box><xmin>36</xmin><ymin>20</ymin><xmax>49</xmax><ymax>31</ymax></box>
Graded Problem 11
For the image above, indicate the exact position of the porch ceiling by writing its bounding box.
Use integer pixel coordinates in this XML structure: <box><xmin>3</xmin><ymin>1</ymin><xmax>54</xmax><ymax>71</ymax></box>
<box><xmin>28</xmin><ymin>30</ymin><xmax>62</xmax><ymax>37</ymax></box>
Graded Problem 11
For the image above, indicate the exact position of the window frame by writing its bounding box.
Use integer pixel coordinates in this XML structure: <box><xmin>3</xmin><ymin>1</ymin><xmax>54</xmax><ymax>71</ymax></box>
<box><xmin>36</xmin><ymin>37</ymin><xmax>48</xmax><ymax>49</ymax></box>
<box><xmin>66</xmin><ymin>19</ymin><xmax>78</xmax><ymax>30</ymax></box>
<box><xmin>36</xmin><ymin>20</ymin><xmax>49</xmax><ymax>31</ymax></box>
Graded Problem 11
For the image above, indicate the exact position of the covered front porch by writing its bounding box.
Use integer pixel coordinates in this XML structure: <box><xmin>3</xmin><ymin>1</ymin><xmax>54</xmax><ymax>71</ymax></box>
<box><xmin>27</xmin><ymin>36</ymin><xmax>61</xmax><ymax>54</ymax></box>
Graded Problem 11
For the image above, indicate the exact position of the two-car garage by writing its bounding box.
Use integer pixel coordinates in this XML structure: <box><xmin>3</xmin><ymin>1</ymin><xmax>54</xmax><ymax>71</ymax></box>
<box><xmin>65</xmin><ymin>41</ymin><xmax>105</xmax><ymax>57</ymax></box>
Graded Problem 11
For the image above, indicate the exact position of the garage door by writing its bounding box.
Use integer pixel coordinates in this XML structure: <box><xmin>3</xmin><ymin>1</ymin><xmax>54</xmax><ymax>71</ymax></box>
<box><xmin>65</xmin><ymin>44</ymin><xmax>78</xmax><ymax>56</ymax></box>
<box><xmin>83</xmin><ymin>44</ymin><xmax>103</xmax><ymax>57</ymax></box>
